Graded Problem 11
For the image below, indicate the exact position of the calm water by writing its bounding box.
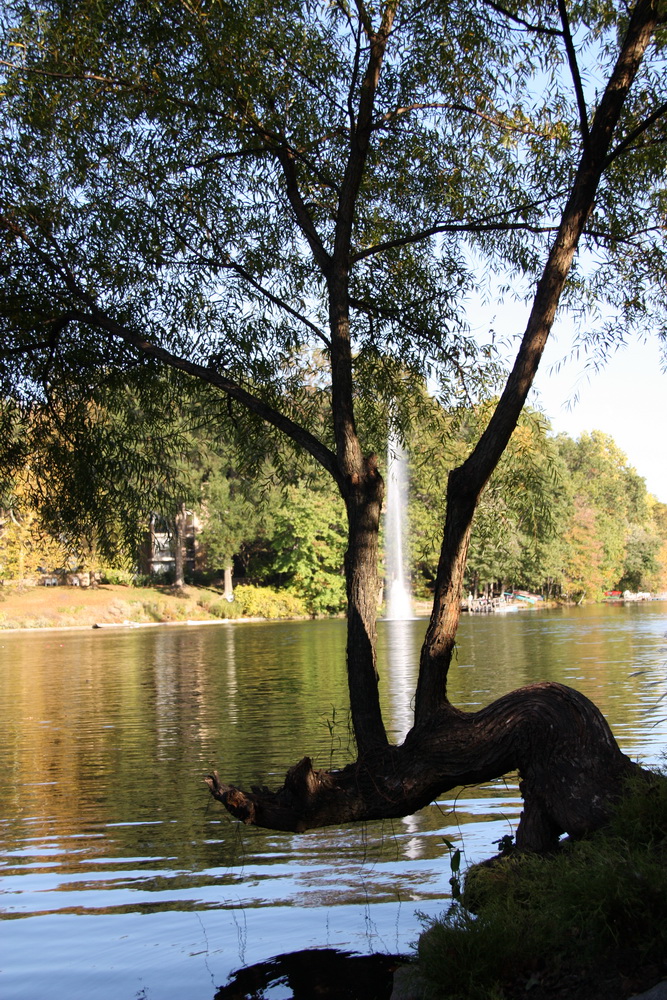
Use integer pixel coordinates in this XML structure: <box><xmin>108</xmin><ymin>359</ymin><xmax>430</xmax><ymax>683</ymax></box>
<box><xmin>1</xmin><ymin>603</ymin><xmax>666</xmax><ymax>999</ymax></box>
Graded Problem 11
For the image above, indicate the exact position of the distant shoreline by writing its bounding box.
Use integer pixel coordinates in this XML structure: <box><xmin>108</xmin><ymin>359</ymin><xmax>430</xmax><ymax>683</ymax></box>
<box><xmin>0</xmin><ymin>616</ymin><xmax>271</xmax><ymax>635</ymax></box>
<box><xmin>0</xmin><ymin>582</ymin><xmax>287</xmax><ymax>633</ymax></box>
<box><xmin>1</xmin><ymin>584</ymin><xmax>662</xmax><ymax>634</ymax></box>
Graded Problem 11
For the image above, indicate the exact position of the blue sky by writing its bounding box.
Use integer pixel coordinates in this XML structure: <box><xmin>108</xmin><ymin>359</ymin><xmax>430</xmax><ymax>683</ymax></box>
<box><xmin>531</xmin><ymin>326</ymin><xmax>666</xmax><ymax>503</ymax></box>
<box><xmin>468</xmin><ymin>293</ymin><xmax>667</xmax><ymax>503</ymax></box>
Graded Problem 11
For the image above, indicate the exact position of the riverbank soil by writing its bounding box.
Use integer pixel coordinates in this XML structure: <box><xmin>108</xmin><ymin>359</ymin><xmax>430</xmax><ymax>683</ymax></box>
<box><xmin>0</xmin><ymin>582</ymin><xmax>227</xmax><ymax>629</ymax></box>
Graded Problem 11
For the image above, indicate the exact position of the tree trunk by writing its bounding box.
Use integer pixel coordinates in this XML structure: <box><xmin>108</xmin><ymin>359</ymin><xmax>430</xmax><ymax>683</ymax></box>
<box><xmin>223</xmin><ymin>563</ymin><xmax>234</xmax><ymax>602</ymax></box>
<box><xmin>343</xmin><ymin>456</ymin><xmax>387</xmax><ymax>754</ymax></box>
<box><xmin>173</xmin><ymin>503</ymin><xmax>186</xmax><ymax>589</ymax></box>
<box><xmin>207</xmin><ymin>681</ymin><xmax>646</xmax><ymax>850</ymax></box>
<box><xmin>415</xmin><ymin>476</ymin><xmax>473</xmax><ymax>724</ymax></box>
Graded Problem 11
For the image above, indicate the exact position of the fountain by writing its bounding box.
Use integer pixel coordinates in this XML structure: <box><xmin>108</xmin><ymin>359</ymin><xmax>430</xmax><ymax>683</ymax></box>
<box><xmin>384</xmin><ymin>431</ymin><xmax>414</xmax><ymax>620</ymax></box>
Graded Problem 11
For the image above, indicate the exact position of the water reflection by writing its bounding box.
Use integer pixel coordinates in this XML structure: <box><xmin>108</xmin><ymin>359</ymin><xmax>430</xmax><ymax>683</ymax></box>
<box><xmin>380</xmin><ymin>618</ymin><xmax>420</xmax><ymax>742</ymax></box>
<box><xmin>0</xmin><ymin>604</ymin><xmax>666</xmax><ymax>999</ymax></box>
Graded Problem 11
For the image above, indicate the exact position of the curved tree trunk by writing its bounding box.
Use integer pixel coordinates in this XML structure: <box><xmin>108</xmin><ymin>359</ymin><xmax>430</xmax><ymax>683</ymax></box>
<box><xmin>207</xmin><ymin>681</ymin><xmax>645</xmax><ymax>850</ymax></box>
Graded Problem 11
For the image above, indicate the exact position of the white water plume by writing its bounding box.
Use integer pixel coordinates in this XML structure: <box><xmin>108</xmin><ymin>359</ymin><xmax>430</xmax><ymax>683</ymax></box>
<box><xmin>384</xmin><ymin>432</ymin><xmax>414</xmax><ymax>621</ymax></box>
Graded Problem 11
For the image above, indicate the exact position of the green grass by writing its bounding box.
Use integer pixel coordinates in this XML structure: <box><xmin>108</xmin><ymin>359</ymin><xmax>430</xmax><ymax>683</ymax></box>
<box><xmin>417</xmin><ymin>770</ymin><xmax>667</xmax><ymax>999</ymax></box>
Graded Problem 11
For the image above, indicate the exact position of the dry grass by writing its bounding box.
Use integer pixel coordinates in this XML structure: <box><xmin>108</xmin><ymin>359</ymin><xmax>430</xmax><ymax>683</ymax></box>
<box><xmin>0</xmin><ymin>583</ymin><xmax>222</xmax><ymax>629</ymax></box>
<box><xmin>0</xmin><ymin>580</ymin><xmax>311</xmax><ymax>628</ymax></box>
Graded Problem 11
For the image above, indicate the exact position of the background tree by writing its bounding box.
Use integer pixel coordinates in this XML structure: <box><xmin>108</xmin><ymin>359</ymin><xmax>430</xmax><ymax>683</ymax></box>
<box><xmin>1</xmin><ymin>0</ymin><xmax>666</xmax><ymax>847</ymax></box>
<box><xmin>269</xmin><ymin>484</ymin><xmax>348</xmax><ymax>615</ymax></box>
<box><xmin>0</xmin><ymin>500</ymin><xmax>69</xmax><ymax>583</ymax></box>
<box><xmin>197</xmin><ymin>453</ymin><xmax>275</xmax><ymax>597</ymax></box>
<box><xmin>556</xmin><ymin>431</ymin><xmax>662</xmax><ymax>599</ymax></box>
<box><xmin>619</xmin><ymin>524</ymin><xmax>661</xmax><ymax>591</ymax></box>
<box><xmin>407</xmin><ymin>404</ymin><xmax>571</xmax><ymax>599</ymax></box>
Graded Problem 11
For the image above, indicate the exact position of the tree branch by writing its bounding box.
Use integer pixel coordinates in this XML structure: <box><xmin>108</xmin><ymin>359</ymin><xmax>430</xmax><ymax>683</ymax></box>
<box><xmin>585</xmin><ymin>223</ymin><xmax>666</xmax><ymax>246</ymax></box>
<box><xmin>161</xmin><ymin>219</ymin><xmax>331</xmax><ymax>348</ymax></box>
<box><xmin>1</xmin><ymin>339</ymin><xmax>51</xmax><ymax>358</ymax></box>
<box><xmin>604</xmin><ymin>100</ymin><xmax>667</xmax><ymax>166</ymax></box>
<box><xmin>371</xmin><ymin>101</ymin><xmax>550</xmax><ymax>138</ymax></box>
<box><xmin>351</xmin><ymin>219</ymin><xmax>559</xmax><ymax>263</ymax></box>
<box><xmin>415</xmin><ymin>0</ymin><xmax>662</xmax><ymax>725</ymax></box>
<box><xmin>272</xmin><ymin>146</ymin><xmax>333</xmax><ymax>276</ymax></box>
<box><xmin>478</xmin><ymin>0</ymin><xmax>563</xmax><ymax>35</ymax></box>
<box><xmin>334</xmin><ymin>2</ymin><xmax>397</xmax><ymax>261</ymax></box>
<box><xmin>2</xmin><ymin>217</ymin><xmax>341</xmax><ymax>486</ymax></box>
<box><xmin>68</xmin><ymin>308</ymin><xmax>343</xmax><ymax>488</ymax></box>
<box><xmin>219</xmin><ymin>259</ymin><xmax>331</xmax><ymax>348</ymax></box>
<box><xmin>352</xmin><ymin>0</ymin><xmax>375</xmax><ymax>40</ymax></box>
<box><xmin>347</xmin><ymin>12</ymin><xmax>363</xmax><ymax>134</ymax></box>
<box><xmin>557</xmin><ymin>0</ymin><xmax>591</xmax><ymax>150</ymax></box>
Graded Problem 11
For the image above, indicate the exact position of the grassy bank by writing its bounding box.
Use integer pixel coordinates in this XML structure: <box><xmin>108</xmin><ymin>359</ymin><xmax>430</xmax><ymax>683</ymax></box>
<box><xmin>0</xmin><ymin>581</ymin><xmax>308</xmax><ymax>629</ymax></box>
<box><xmin>412</xmin><ymin>772</ymin><xmax>667</xmax><ymax>1000</ymax></box>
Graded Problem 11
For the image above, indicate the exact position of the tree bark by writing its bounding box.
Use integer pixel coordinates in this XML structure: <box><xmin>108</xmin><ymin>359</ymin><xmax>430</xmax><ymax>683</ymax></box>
<box><xmin>343</xmin><ymin>456</ymin><xmax>387</xmax><ymax>753</ymax></box>
<box><xmin>207</xmin><ymin>681</ymin><xmax>644</xmax><ymax>850</ymax></box>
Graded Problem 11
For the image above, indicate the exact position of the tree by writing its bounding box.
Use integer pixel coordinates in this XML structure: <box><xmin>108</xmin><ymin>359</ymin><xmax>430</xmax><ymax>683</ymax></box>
<box><xmin>619</xmin><ymin>523</ymin><xmax>661</xmax><ymax>591</ymax></box>
<box><xmin>556</xmin><ymin>431</ymin><xmax>664</xmax><ymax>597</ymax></box>
<box><xmin>269</xmin><ymin>484</ymin><xmax>348</xmax><ymax>615</ymax></box>
<box><xmin>2</xmin><ymin>0</ymin><xmax>666</xmax><ymax>849</ymax></box>
<box><xmin>0</xmin><ymin>499</ymin><xmax>69</xmax><ymax>583</ymax></box>
<box><xmin>407</xmin><ymin>404</ymin><xmax>571</xmax><ymax>598</ymax></box>
<box><xmin>197</xmin><ymin>453</ymin><xmax>274</xmax><ymax>597</ymax></box>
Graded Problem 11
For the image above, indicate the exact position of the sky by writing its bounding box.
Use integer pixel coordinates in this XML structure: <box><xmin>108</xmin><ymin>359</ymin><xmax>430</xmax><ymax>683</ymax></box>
<box><xmin>527</xmin><ymin>322</ymin><xmax>666</xmax><ymax>502</ymax></box>
<box><xmin>468</xmin><ymin>297</ymin><xmax>667</xmax><ymax>503</ymax></box>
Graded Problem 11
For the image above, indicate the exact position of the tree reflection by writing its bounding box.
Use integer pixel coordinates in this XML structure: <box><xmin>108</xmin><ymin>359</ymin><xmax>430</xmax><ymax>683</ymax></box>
<box><xmin>214</xmin><ymin>948</ymin><xmax>404</xmax><ymax>1000</ymax></box>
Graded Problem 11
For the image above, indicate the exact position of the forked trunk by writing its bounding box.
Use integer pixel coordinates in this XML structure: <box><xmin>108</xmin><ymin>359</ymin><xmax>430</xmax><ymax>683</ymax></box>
<box><xmin>206</xmin><ymin>0</ymin><xmax>662</xmax><ymax>855</ymax></box>
<box><xmin>207</xmin><ymin>681</ymin><xmax>647</xmax><ymax>849</ymax></box>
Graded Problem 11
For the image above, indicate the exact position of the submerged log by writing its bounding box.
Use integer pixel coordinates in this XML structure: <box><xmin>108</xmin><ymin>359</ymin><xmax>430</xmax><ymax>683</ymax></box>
<box><xmin>206</xmin><ymin>681</ymin><xmax>642</xmax><ymax>850</ymax></box>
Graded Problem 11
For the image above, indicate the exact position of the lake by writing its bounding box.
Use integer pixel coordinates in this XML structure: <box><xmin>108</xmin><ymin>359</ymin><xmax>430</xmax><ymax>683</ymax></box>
<box><xmin>1</xmin><ymin>603</ymin><xmax>666</xmax><ymax>999</ymax></box>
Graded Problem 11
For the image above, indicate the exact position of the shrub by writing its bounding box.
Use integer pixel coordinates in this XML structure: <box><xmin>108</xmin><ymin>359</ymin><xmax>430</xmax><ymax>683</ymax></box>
<box><xmin>233</xmin><ymin>584</ymin><xmax>307</xmax><ymax>619</ymax></box>
<box><xmin>100</xmin><ymin>567</ymin><xmax>136</xmax><ymax>586</ymax></box>
<box><xmin>204</xmin><ymin>598</ymin><xmax>243</xmax><ymax>620</ymax></box>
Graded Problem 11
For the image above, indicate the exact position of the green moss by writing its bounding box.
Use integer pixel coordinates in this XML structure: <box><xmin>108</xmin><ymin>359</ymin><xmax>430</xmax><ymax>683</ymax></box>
<box><xmin>418</xmin><ymin>770</ymin><xmax>667</xmax><ymax>999</ymax></box>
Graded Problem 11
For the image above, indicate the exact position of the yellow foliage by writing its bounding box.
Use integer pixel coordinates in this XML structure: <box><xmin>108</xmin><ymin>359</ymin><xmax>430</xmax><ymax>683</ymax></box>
<box><xmin>0</xmin><ymin>509</ymin><xmax>69</xmax><ymax>583</ymax></box>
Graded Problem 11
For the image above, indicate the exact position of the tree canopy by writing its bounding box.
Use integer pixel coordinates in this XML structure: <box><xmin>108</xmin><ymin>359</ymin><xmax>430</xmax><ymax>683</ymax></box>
<box><xmin>2</xmin><ymin>0</ymin><xmax>665</xmax><ymax>482</ymax></box>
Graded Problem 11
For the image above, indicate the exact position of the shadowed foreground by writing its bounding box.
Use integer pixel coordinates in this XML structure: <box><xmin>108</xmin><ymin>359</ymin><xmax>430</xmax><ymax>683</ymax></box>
<box><xmin>214</xmin><ymin>948</ymin><xmax>404</xmax><ymax>1000</ymax></box>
